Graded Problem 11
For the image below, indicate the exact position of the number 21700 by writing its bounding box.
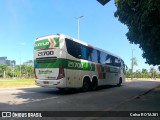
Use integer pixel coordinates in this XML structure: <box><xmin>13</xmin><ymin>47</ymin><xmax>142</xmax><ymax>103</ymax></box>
<box><xmin>38</xmin><ymin>51</ymin><xmax>54</xmax><ymax>56</ymax></box>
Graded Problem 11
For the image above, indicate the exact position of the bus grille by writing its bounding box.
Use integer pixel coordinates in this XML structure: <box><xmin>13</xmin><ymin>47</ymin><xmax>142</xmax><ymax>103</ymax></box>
<box><xmin>36</xmin><ymin>57</ymin><xmax>57</xmax><ymax>63</ymax></box>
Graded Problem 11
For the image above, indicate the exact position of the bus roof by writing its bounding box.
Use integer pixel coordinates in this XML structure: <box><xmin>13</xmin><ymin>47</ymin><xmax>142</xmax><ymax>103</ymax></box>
<box><xmin>35</xmin><ymin>33</ymin><xmax>122</xmax><ymax>60</ymax></box>
<box><xmin>64</xmin><ymin>34</ymin><xmax>122</xmax><ymax>60</ymax></box>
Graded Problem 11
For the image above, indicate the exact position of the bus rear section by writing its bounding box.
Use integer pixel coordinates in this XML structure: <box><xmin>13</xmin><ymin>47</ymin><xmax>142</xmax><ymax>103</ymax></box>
<box><xmin>34</xmin><ymin>35</ymin><xmax>67</xmax><ymax>88</ymax></box>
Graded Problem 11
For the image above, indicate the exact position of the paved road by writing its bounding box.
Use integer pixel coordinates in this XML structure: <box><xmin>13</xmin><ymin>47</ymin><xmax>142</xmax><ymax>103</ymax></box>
<box><xmin>0</xmin><ymin>79</ymin><xmax>160</xmax><ymax>120</ymax></box>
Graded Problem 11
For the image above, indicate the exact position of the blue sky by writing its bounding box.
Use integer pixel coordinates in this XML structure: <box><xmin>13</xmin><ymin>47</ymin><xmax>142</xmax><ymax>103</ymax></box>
<box><xmin>0</xmin><ymin>0</ymin><xmax>157</xmax><ymax>71</ymax></box>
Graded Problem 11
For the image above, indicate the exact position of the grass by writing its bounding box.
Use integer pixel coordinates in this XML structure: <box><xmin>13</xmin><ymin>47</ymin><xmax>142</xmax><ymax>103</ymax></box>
<box><xmin>0</xmin><ymin>78</ymin><xmax>35</xmax><ymax>87</ymax></box>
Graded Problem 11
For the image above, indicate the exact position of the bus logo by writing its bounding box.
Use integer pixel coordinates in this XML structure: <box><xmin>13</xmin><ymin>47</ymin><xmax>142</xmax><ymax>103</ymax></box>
<box><xmin>34</xmin><ymin>37</ymin><xmax>59</xmax><ymax>50</ymax></box>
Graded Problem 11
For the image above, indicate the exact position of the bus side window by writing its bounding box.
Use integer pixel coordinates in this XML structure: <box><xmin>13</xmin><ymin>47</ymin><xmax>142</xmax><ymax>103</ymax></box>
<box><xmin>91</xmin><ymin>49</ymin><xmax>98</xmax><ymax>63</ymax></box>
<box><xmin>87</xmin><ymin>47</ymin><xmax>92</xmax><ymax>61</ymax></box>
<box><xmin>74</xmin><ymin>42</ymin><xmax>81</xmax><ymax>58</ymax></box>
<box><xmin>65</xmin><ymin>38</ymin><xmax>74</xmax><ymax>56</ymax></box>
<box><xmin>110</xmin><ymin>56</ymin><xmax>115</xmax><ymax>66</ymax></box>
<box><xmin>80</xmin><ymin>45</ymin><xmax>87</xmax><ymax>60</ymax></box>
<box><xmin>65</xmin><ymin>38</ymin><xmax>80</xmax><ymax>59</ymax></box>
<box><xmin>100</xmin><ymin>52</ymin><xmax>107</xmax><ymax>64</ymax></box>
<box><xmin>115</xmin><ymin>58</ymin><xmax>121</xmax><ymax>67</ymax></box>
<box><xmin>105</xmin><ymin>55</ymin><xmax>112</xmax><ymax>65</ymax></box>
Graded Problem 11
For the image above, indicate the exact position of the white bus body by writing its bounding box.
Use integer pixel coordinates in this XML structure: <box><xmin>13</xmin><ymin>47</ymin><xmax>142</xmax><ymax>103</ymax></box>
<box><xmin>34</xmin><ymin>34</ymin><xmax>126</xmax><ymax>91</ymax></box>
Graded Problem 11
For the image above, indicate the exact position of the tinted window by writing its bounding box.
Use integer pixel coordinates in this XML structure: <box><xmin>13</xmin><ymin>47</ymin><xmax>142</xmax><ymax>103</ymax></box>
<box><xmin>87</xmin><ymin>47</ymin><xmax>93</xmax><ymax>61</ymax></box>
<box><xmin>66</xmin><ymin>38</ymin><xmax>119</xmax><ymax>65</ymax></box>
<box><xmin>105</xmin><ymin>55</ymin><xmax>121</xmax><ymax>67</ymax></box>
<box><xmin>90</xmin><ymin>49</ymin><xmax>98</xmax><ymax>62</ymax></box>
<box><xmin>110</xmin><ymin>56</ymin><xmax>115</xmax><ymax>66</ymax></box>
<box><xmin>114</xmin><ymin>58</ymin><xmax>121</xmax><ymax>67</ymax></box>
<box><xmin>80</xmin><ymin>45</ymin><xmax>87</xmax><ymax>60</ymax></box>
<box><xmin>65</xmin><ymin>38</ymin><xmax>81</xmax><ymax>58</ymax></box>
<box><xmin>105</xmin><ymin>54</ymin><xmax>112</xmax><ymax>65</ymax></box>
<box><xmin>66</xmin><ymin>38</ymin><xmax>89</xmax><ymax>60</ymax></box>
<box><xmin>100</xmin><ymin>52</ymin><xmax>108</xmax><ymax>64</ymax></box>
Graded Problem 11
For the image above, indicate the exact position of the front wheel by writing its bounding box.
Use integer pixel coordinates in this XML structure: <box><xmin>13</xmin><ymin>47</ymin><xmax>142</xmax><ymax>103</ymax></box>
<box><xmin>117</xmin><ymin>78</ymin><xmax>122</xmax><ymax>86</ymax></box>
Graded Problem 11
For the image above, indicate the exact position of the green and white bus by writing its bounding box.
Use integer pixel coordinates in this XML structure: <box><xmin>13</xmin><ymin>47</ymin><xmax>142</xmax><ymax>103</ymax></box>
<box><xmin>34</xmin><ymin>34</ymin><xmax>126</xmax><ymax>91</ymax></box>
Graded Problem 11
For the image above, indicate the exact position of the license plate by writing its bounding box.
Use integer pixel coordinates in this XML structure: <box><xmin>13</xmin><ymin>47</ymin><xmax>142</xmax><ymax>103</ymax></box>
<box><xmin>43</xmin><ymin>81</ymin><xmax>49</xmax><ymax>84</ymax></box>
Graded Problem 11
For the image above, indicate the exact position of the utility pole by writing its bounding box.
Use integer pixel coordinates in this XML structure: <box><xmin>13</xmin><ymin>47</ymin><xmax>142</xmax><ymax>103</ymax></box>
<box><xmin>131</xmin><ymin>49</ymin><xmax>134</xmax><ymax>73</ymax></box>
<box><xmin>131</xmin><ymin>49</ymin><xmax>135</xmax><ymax>80</ymax></box>
<box><xmin>12</xmin><ymin>62</ymin><xmax>15</xmax><ymax>79</ymax></box>
<box><xmin>20</xmin><ymin>51</ymin><xmax>21</xmax><ymax>79</ymax></box>
<box><xmin>75</xmin><ymin>16</ymin><xmax>84</xmax><ymax>40</ymax></box>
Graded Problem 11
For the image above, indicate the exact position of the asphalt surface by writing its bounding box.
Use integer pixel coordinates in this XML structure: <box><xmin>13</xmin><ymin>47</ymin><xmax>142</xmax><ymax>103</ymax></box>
<box><xmin>0</xmin><ymin>79</ymin><xmax>160</xmax><ymax>120</ymax></box>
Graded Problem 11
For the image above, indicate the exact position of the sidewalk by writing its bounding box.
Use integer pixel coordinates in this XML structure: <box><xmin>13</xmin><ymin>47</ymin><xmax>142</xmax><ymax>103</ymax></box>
<box><xmin>114</xmin><ymin>84</ymin><xmax>160</xmax><ymax>111</ymax></box>
<box><xmin>90</xmin><ymin>83</ymin><xmax>160</xmax><ymax>120</ymax></box>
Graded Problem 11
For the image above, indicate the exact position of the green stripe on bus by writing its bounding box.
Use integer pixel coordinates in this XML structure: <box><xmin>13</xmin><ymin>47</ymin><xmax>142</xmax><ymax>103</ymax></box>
<box><xmin>34</xmin><ymin>58</ymin><xmax>120</xmax><ymax>73</ymax></box>
<box><xmin>34</xmin><ymin>58</ymin><xmax>95</xmax><ymax>71</ymax></box>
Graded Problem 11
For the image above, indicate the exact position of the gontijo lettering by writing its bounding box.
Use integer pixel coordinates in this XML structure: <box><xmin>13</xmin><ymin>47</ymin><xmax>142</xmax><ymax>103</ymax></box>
<box><xmin>35</xmin><ymin>41</ymin><xmax>49</xmax><ymax>47</ymax></box>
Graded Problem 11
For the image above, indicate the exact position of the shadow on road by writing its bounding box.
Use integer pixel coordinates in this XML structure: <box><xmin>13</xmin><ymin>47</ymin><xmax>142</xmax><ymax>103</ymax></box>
<box><xmin>17</xmin><ymin>84</ymin><xmax>118</xmax><ymax>95</ymax></box>
<box><xmin>0</xmin><ymin>84</ymin><xmax>118</xmax><ymax>110</ymax></box>
<box><xmin>6</xmin><ymin>85</ymin><xmax>118</xmax><ymax>105</ymax></box>
<box><xmin>1</xmin><ymin>80</ymin><xmax>160</xmax><ymax>112</ymax></box>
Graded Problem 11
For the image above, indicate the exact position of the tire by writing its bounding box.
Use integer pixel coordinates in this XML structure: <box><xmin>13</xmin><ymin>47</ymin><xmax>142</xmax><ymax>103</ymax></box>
<box><xmin>82</xmin><ymin>79</ymin><xmax>90</xmax><ymax>92</ymax></box>
<box><xmin>117</xmin><ymin>78</ymin><xmax>122</xmax><ymax>86</ymax></box>
<box><xmin>58</xmin><ymin>88</ymin><xmax>65</xmax><ymax>91</ymax></box>
<box><xmin>91</xmin><ymin>78</ymin><xmax>98</xmax><ymax>91</ymax></box>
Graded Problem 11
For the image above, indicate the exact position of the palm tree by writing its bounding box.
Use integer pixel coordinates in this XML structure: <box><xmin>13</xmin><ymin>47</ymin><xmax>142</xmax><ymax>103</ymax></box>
<box><xmin>131</xmin><ymin>57</ymin><xmax>138</xmax><ymax>72</ymax></box>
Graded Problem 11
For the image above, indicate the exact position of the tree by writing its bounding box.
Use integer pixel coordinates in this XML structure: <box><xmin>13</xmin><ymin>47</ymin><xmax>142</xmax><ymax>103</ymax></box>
<box><xmin>0</xmin><ymin>64</ymin><xmax>8</xmax><ymax>78</ymax></box>
<box><xmin>114</xmin><ymin>0</ymin><xmax>160</xmax><ymax>65</ymax></box>
<box><xmin>126</xmin><ymin>69</ymin><xmax>132</xmax><ymax>78</ymax></box>
<box><xmin>141</xmin><ymin>68</ymin><xmax>150</xmax><ymax>78</ymax></box>
<box><xmin>150</xmin><ymin>67</ymin><xmax>157</xmax><ymax>79</ymax></box>
<box><xmin>142</xmin><ymin>69</ymin><xmax>148</xmax><ymax>73</ymax></box>
<box><xmin>25</xmin><ymin>65</ymin><xmax>34</xmax><ymax>78</ymax></box>
<box><xmin>135</xmin><ymin>69</ymin><xmax>141</xmax><ymax>78</ymax></box>
<box><xmin>14</xmin><ymin>65</ymin><xmax>21</xmax><ymax>78</ymax></box>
